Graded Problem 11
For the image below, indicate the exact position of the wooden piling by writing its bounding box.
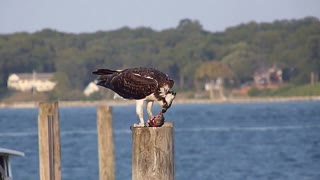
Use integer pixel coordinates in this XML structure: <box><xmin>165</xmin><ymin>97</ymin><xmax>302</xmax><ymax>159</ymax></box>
<box><xmin>97</xmin><ymin>106</ymin><xmax>115</xmax><ymax>180</ymax></box>
<box><xmin>132</xmin><ymin>122</ymin><xmax>175</xmax><ymax>180</ymax></box>
<box><xmin>38</xmin><ymin>102</ymin><xmax>61</xmax><ymax>180</ymax></box>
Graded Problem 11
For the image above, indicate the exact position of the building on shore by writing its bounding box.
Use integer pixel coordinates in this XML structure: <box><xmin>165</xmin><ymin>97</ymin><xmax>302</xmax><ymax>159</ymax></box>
<box><xmin>83</xmin><ymin>82</ymin><xmax>100</xmax><ymax>96</ymax></box>
<box><xmin>7</xmin><ymin>71</ymin><xmax>56</xmax><ymax>92</ymax></box>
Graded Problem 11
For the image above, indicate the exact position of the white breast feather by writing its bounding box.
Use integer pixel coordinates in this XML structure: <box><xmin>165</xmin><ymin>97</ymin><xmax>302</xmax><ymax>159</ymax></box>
<box><xmin>144</xmin><ymin>93</ymin><xmax>158</xmax><ymax>101</ymax></box>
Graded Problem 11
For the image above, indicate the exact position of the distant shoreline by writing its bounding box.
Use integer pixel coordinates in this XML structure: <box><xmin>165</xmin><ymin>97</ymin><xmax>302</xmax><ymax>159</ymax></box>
<box><xmin>1</xmin><ymin>96</ymin><xmax>320</xmax><ymax>109</ymax></box>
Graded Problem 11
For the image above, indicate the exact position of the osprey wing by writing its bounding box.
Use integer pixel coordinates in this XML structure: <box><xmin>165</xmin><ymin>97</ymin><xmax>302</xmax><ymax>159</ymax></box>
<box><xmin>111</xmin><ymin>72</ymin><xmax>158</xmax><ymax>99</ymax></box>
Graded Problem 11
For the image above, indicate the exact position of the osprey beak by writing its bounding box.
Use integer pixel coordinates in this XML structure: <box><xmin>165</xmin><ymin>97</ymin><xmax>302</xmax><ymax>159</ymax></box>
<box><xmin>168</xmin><ymin>90</ymin><xmax>176</xmax><ymax>96</ymax></box>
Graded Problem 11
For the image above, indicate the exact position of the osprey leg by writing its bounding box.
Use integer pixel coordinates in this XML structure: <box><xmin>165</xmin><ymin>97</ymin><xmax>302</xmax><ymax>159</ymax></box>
<box><xmin>135</xmin><ymin>100</ymin><xmax>146</xmax><ymax>127</ymax></box>
<box><xmin>146</xmin><ymin>100</ymin><xmax>154</xmax><ymax>120</ymax></box>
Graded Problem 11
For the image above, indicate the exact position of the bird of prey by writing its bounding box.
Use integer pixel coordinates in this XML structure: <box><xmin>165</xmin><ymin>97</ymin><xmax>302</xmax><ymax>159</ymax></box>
<box><xmin>92</xmin><ymin>67</ymin><xmax>176</xmax><ymax>127</ymax></box>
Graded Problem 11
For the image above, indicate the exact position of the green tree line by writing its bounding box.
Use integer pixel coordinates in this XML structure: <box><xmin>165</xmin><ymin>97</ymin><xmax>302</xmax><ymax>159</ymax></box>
<box><xmin>0</xmin><ymin>17</ymin><xmax>319</xmax><ymax>100</ymax></box>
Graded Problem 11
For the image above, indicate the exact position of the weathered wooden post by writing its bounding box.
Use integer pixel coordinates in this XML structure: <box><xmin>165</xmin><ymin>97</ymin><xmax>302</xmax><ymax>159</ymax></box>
<box><xmin>132</xmin><ymin>122</ymin><xmax>175</xmax><ymax>180</ymax></box>
<box><xmin>97</xmin><ymin>106</ymin><xmax>115</xmax><ymax>180</ymax></box>
<box><xmin>38</xmin><ymin>102</ymin><xmax>61</xmax><ymax>180</ymax></box>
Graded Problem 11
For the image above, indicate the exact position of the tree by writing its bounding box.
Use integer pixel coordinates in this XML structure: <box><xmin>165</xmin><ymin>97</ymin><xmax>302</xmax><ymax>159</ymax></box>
<box><xmin>195</xmin><ymin>61</ymin><xmax>234</xmax><ymax>80</ymax></box>
<box><xmin>221</xmin><ymin>42</ymin><xmax>257</xmax><ymax>83</ymax></box>
<box><xmin>307</xmin><ymin>35</ymin><xmax>320</xmax><ymax>83</ymax></box>
<box><xmin>1</xmin><ymin>17</ymin><xmax>320</xmax><ymax>101</ymax></box>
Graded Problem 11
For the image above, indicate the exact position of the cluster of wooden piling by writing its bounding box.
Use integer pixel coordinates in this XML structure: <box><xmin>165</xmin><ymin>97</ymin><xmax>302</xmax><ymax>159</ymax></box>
<box><xmin>38</xmin><ymin>102</ymin><xmax>174</xmax><ymax>180</ymax></box>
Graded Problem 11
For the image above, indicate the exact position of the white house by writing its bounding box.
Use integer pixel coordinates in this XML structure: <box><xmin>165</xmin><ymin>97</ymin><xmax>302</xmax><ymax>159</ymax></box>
<box><xmin>7</xmin><ymin>72</ymin><xmax>56</xmax><ymax>92</ymax></box>
<box><xmin>204</xmin><ymin>78</ymin><xmax>226</xmax><ymax>100</ymax></box>
<box><xmin>83</xmin><ymin>82</ymin><xmax>100</xmax><ymax>96</ymax></box>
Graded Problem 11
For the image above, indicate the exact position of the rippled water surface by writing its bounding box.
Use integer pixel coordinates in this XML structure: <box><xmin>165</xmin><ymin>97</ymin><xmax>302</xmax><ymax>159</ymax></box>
<box><xmin>1</xmin><ymin>101</ymin><xmax>320</xmax><ymax>180</ymax></box>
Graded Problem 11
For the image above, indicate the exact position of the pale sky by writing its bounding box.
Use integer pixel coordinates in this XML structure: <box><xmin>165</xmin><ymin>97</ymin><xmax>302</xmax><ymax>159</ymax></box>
<box><xmin>1</xmin><ymin>0</ymin><xmax>320</xmax><ymax>34</ymax></box>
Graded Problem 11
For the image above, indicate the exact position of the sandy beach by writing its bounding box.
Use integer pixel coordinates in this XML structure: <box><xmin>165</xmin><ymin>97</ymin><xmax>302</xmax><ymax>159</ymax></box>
<box><xmin>1</xmin><ymin>96</ymin><xmax>320</xmax><ymax>109</ymax></box>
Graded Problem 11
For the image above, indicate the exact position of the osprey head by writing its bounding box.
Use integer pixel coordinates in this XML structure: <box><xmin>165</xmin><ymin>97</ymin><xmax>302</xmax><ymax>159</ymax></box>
<box><xmin>161</xmin><ymin>91</ymin><xmax>176</xmax><ymax>113</ymax></box>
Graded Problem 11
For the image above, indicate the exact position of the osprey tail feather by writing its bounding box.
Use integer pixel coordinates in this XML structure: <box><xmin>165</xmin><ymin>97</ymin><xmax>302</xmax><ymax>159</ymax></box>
<box><xmin>92</xmin><ymin>69</ymin><xmax>117</xmax><ymax>88</ymax></box>
<box><xmin>92</xmin><ymin>69</ymin><xmax>118</xmax><ymax>75</ymax></box>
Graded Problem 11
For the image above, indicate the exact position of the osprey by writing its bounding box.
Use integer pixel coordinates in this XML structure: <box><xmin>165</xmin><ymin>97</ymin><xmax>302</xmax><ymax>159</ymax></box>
<box><xmin>92</xmin><ymin>67</ymin><xmax>176</xmax><ymax>127</ymax></box>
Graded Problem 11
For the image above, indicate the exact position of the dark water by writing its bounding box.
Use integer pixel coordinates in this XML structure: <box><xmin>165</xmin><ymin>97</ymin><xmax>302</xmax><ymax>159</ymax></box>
<box><xmin>1</xmin><ymin>101</ymin><xmax>320</xmax><ymax>180</ymax></box>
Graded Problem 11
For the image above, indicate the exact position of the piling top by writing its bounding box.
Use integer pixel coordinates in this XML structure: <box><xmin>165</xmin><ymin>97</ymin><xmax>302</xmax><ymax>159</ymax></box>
<box><xmin>132</xmin><ymin>121</ymin><xmax>173</xmax><ymax>129</ymax></box>
<box><xmin>97</xmin><ymin>105</ymin><xmax>112</xmax><ymax>111</ymax></box>
<box><xmin>132</xmin><ymin>121</ymin><xmax>175</xmax><ymax>180</ymax></box>
<box><xmin>162</xmin><ymin>121</ymin><xmax>173</xmax><ymax>127</ymax></box>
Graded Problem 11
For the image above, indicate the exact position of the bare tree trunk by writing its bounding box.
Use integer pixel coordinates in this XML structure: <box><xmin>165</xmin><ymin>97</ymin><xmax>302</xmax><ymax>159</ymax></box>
<box><xmin>179</xmin><ymin>74</ymin><xmax>184</xmax><ymax>89</ymax></box>
<box><xmin>209</xmin><ymin>88</ymin><xmax>214</xmax><ymax>99</ymax></box>
<box><xmin>311</xmin><ymin>72</ymin><xmax>315</xmax><ymax>85</ymax></box>
<box><xmin>219</xmin><ymin>86</ymin><xmax>226</xmax><ymax>100</ymax></box>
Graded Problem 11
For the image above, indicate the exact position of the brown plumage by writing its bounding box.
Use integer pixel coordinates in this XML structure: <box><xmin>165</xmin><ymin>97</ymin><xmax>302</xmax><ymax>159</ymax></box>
<box><xmin>92</xmin><ymin>67</ymin><xmax>176</xmax><ymax>127</ymax></box>
<box><xmin>93</xmin><ymin>67</ymin><xmax>174</xmax><ymax>100</ymax></box>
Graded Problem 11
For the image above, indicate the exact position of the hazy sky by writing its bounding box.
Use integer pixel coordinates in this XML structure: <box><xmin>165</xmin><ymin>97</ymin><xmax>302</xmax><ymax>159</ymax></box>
<box><xmin>1</xmin><ymin>0</ymin><xmax>320</xmax><ymax>34</ymax></box>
